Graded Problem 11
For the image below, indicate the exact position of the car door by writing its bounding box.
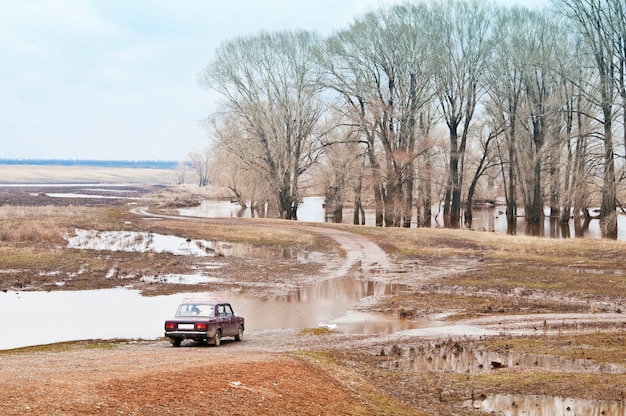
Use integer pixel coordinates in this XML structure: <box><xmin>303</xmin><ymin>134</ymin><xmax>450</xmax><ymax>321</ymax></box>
<box><xmin>224</xmin><ymin>304</ymin><xmax>238</xmax><ymax>336</ymax></box>
<box><xmin>216</xmin><ymin>304</ymin><xmax>232</xmax><ymax>336</ymax></box>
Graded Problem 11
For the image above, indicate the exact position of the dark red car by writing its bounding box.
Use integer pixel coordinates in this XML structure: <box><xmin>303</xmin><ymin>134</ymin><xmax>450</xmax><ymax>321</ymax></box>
<box><xmin>164</xmin><ymin>297</ymin><xmax>245</xmax><ymax>347</ymax></box>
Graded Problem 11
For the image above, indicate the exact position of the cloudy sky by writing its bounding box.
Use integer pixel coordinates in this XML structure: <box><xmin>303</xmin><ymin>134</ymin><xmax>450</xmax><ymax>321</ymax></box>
<box><xmin>1</xmin><ymin>0</ymin><xmax>545</xmax><ymax>161</ymax></box>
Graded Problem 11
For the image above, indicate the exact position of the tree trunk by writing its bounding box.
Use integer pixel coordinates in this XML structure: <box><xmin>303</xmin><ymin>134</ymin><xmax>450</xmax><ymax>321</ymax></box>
<box><xmin>506</xmin><ymin>134</ymin><xmax>517</xmax><ymax>223</ymax></box>
<box><xmin>420</xmin><ymin>153</ymin><xmax>432</xmax><ymax>228</ymax></box>
<box><xmin>600</xmin><ymin>105</ymin><xmax>617</xmax><ymax>238</ymax></box>
<box><xmin>444</xmin><ymin>121</ymin><xmax>460</xmax><ymax>228</ymax></box>
<box><xmin>353</xmin><ymin>155</ymin><xmax>365</xmax><ymax>225</ymax></box>
<box><xmin>368</xmin><ymin>151</ymin><xmax>384</xmax><ymax>227</ymax></box>
<box><xmin>526</xmin><ymin>125</ymin><xmax>544</xmax><ymax>224</ymax></box>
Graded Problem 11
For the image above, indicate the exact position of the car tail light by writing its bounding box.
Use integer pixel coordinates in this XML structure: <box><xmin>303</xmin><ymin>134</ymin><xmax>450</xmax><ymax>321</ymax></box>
<box><xmin>195</xmin><ymin>322</ymin><xmax>207</xmax><ymax>330</ymax></box>
<box><xmin>165</xmin><ymin>322</ymin><xmax>177</xmax><ymax>330</ymax></box>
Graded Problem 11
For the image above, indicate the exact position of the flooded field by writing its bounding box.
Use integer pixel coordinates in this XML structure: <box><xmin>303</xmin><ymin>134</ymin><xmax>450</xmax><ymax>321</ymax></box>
<box><xmin>183</xmin><ymin>197</ymin><xmax>626</xmax><ymax>240</ymax></box>
<box><xmin>0</xmin><ymin>228</ymin><xmax>429</xmax><ymax>350</ymax></box>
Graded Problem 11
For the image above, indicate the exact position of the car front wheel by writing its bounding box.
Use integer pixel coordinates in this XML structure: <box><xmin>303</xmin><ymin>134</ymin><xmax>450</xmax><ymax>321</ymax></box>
<box><xmin>235</xmin><ymin>325</ymin><xmax>244</xmax><ymax>341</ymax></box>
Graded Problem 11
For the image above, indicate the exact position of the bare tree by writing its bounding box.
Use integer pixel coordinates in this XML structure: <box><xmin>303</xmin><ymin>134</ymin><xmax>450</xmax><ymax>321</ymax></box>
<box><xmin>464</xmin><ymin>122</ymin><xmax>505</xmax><ymax>228</ymax></box>
<box><xmin>555</xmin><ymin>0</ymin><xmax>620</xmax><ymax>238</ymax></box>
<box><xmin>432</xmin><ymin>0</ymin><xmax>494</xmax><ymax>228</ymax></box>
<box><xmin>486</xmin><ymin>6</ymin><xmax>526</xmax><ymax>230</ymax></box>
<box><xmin>187</xmin><ymin>146</ymin><xmax>211</xmax><ymax>187</ymax></box>
<box><xmin>320</xmin><ymin>3</ymin><xmax>436</xmax><ymax>227</ymax></box>
<box><xmin>200</xmin><ymin>30</ymin><xmax>326</xmax><ymax>219</ymax></box>
<box><xmin>515</xmin><ymin>10</ymin><xmax>565</xmax><ymax>227</ymax></box>
<box><xmin>173</xmin><ymin>161</ymin><xmax>187</xmax><ymax>185</ymax></box>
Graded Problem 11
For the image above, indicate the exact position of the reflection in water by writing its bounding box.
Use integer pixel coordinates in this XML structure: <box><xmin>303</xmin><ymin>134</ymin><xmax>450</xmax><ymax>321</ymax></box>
<box><xmin>472</xmin><ymin>394</ymin><xmax>626</xmax><ymax>416</ymax></box>
<box><xmin>0</xmin><ymin>277</ymin><xmax>427</xmax><ymax>350</ymax></box>
<box><xmin>140</xmin><ymin>274</ymin><xmax>222</xmax><ymax>284</ymax></box>
<box><xmin>181</xmin><ymin>198</ymin><xmax>626</xmax><ymax>241</ymax></box>
<box><xmin>381</xmin><ymin>342</ymin><xmax>626</xmax><ymax>375</ymax></box>
<box><xmin>66</xmin><ymin>229</ymin><xmax>325</xmax><ymax>263</ymax></box>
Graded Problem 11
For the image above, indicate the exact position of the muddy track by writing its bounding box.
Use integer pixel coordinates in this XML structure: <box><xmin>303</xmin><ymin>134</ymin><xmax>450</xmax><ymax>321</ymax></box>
<box><xmin>130</xmin><ymin>206</ymin><xmax>391</xmax><ymax>280</ymax></box>
<box><xmin>129</xmin><ymin>206</ymin><xmax>626</xmax><ymax>341</ymax></box>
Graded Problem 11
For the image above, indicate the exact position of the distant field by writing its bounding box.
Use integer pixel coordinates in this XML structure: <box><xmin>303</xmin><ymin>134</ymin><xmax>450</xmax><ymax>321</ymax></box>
<box><xmin>0</xmin><ymin>164</ymin><xmax>177</xmax><ymax>184</ymax></box>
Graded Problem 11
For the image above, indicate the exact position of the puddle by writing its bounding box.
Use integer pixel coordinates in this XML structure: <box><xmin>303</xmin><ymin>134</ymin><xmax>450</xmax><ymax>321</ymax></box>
<box><xmin>66</xmin><ymin>229</ymin><xmax>227</xmax><ymax>257</ymax></box>
<box><xmin>0</xmin><ymin>276</ymin><xmax>430</xmax><ymax>350</ymax></box>
<box><xmin>468</xmin><ymin>394</ymin><xmax>626</xmax><ymax>416</ymax></box>
<box><xmin>65</xmin><ymin>229</ymin><xmax>325</xmax><ymax>263</ymax></box>
<box><xmin>331</xmin><ymin>310</ymin><xmax>434</xmax><ymax>335</ymax></box>
<box><xmin>380</xmin><ymin>341</ymin><xmax>626</xmax><ymax>374</ymax></box>
<box><xmin>140</xmin><ymin>274</ymin><xmax>223</xmax><ymax>284</ymax></box>
<box><xmin>180</xmin><ymin>196</ymin><xmax>327</xmax><ymax>222</ymax></box>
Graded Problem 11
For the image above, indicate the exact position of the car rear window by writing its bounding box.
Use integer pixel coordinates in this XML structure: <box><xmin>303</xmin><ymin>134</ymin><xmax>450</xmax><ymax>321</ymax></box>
<box><xmin>175</xmin><ymin>303</ymin><xmax>215</xmax><ymax>317</ymax></box>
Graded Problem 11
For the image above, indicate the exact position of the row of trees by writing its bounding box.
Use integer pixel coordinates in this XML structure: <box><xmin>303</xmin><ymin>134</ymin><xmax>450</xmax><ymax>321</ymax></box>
<box><xmin>191</xmin><ymin>0</ymin><xmax>626</xmax><ymax>238</ymax></box>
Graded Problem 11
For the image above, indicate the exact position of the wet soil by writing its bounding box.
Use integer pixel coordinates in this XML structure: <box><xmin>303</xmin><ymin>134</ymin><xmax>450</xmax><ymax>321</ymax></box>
<box><xmin>1</xmin><ymin>185</ymin><xmax>625</xmax><ymax>415</ymax></box>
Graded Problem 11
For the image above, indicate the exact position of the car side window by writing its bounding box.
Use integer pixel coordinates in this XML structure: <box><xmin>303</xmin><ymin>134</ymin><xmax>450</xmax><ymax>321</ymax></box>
<box><xmin>224</xmin><ymin>304</ymin><xmax>234</xmax><ymax>317</ymax></box>
<box><xmin>217</xmin><ymin>304</ymin><xmax>225</xmax><ymax>317</ymax></box>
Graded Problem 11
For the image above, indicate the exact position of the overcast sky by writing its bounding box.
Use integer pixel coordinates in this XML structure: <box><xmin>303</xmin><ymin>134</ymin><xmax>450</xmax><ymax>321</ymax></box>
<box><xmin>0</xmin><ymin>0</ymin><xmax>546</xmax><ymax>161</ymax></box>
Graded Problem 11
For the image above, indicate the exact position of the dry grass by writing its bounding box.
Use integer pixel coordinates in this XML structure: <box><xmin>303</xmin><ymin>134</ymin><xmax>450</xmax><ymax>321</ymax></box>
<box><xmin>140</xmin><ymin>216</ymin><xmax>325</xmax><ymax>247</ymax></box>
<box><xmin>352</xmin><ymin>225</ymin><xmax>626</xmax><ymax>298</ymax></box>
<box><xmin>354</xmin><ymin>225</ymin><xmax>625</xmax><ymax>260</ymax></box>
<box><xmin>0</xmin><ymin>206</ymin><xmax>82</xmax><ymax>244</ymax></box>
<box><xmin>482</xmin><ymin>333</ymin><xmax>626</xmax><ymax>365</ymax></box>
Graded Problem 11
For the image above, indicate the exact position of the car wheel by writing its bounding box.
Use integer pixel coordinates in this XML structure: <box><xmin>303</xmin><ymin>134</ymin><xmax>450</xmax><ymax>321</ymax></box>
<box><xmin>171</xmin><ymin>338</ymin><xmax>182</xmax><ymax>347</ymax></box>
<box><xmin>211</xmin><ymin>330</ymin><xmax>221</xmax><ymax>347</ymax></box>
<box><xmin>235</xmin><ymin>325</ymin><xmax>244</xmax><ymax>341</ymax></box>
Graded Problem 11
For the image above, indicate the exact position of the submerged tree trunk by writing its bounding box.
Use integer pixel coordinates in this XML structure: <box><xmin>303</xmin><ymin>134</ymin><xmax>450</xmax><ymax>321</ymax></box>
<box><xmin>444</xmin><ymin>121</ymin><xmax>461</xmax><ymax>228</ymax></box>
<box><xmin>418</xmin><ymin>151</ymin><xmax>433</xmax><ymax>228</ymax></box>
<box><xmin>600</xmin><ymin>106</ymin><xmax>617</xmax><ymax>238</ymax></box>
<box><xmin>353</xmin><ymin>157</ymin><xmax>365</xmax><ymax>225</ymax></box>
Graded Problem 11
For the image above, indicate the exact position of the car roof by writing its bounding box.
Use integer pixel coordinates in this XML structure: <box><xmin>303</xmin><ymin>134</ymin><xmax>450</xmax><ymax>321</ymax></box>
<box><xmin>180</xmin><ymin>295</ymin><xmax>229</xmax><ymax>305</ymax></box>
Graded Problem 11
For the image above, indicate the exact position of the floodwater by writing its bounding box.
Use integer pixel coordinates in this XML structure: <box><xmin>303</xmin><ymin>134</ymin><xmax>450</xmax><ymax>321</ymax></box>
<box><xmin>0</xmin><ymin>276</ymin><xmax>431</xmax><ymax>351</ymax></box>
<box><xmin>182</xmin><ymin>197</ymin><xmax>626</xmax><ymax>241</ymax></box>
<box><xmin>0</xmin><ymin>229</ymin><xmax>433</xmax><ymax>349</ymax></box>
<box><xmin>66</xmin><ymin>229</ymin><xmax>326</xmax><ymax>263</ymax></box>
<box><xmin>6</xmin><ymin>183</ymin><xmax>623</xmax><ymax>240</ymax></box>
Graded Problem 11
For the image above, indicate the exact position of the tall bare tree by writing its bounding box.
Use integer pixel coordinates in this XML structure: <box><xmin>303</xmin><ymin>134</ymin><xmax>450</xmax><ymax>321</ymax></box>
<box><xmin>321</xmin><ymin>3</ymin><xmax>436</xmax><ymax>227</ymax></box>
<box><xmin>515</xmin><ymin>10</ymin><xmax>565</xmax><ymax>226</ymax></box>
<box><xmin>555</xmin><ymin>0</ymin><xmax>620</xmax><ymax>238</ymax></box>
<box><xmin>432</xmin><ymin>0</ymin><xmax>494</xmax><ymax>228</ymax></box>
<box><xmin>200</xmin><ymin>30</ymin><xmax>326</xmax><ymax>219</ymax></box>
<box><xmin>486</xmin><ymin>6</ymin><xmax>526</xmax><ymax>230</ymax></box>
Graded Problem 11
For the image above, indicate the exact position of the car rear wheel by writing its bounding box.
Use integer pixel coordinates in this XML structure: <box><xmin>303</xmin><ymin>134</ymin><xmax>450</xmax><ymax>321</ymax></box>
<box><xmin>171</xmin><ymin>338</ymin><xmax>181</xmax><ymax>347</ymax></box>
<box><xmin>211</xmin><ymin>330</ymin><xmax>221</xmax><ymax>347</ymax></box>
<box><xmin>235</xmin><ymin>325</ymin><xmax>244</xmax><ymax>341</ymax></box>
